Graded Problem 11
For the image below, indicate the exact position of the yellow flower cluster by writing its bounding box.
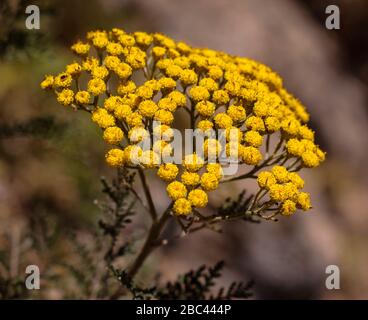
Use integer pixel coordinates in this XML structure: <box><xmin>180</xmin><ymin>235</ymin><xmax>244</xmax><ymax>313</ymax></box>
<box><xmin>41</xmin><ymin>28</ymin><xmax>325</xmax><ymax>217</ymax></box>
<box><xmin>286</xmin><ymin>138</ymin><xmax>325</xmax><ymax>168</ymax></box>
<box><xmin>164</xmin><ymin>160</ymin><xmax>221</xmax><ymax>215</ymax></box>
<box><xmin>257</xmin><ymin>166</ymin><xmax>311</xmax><ymax>216</ymax></box>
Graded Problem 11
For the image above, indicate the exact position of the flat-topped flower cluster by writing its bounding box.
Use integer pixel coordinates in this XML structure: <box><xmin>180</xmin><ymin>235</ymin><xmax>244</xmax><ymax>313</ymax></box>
<box><xmin>41</xmin><ymin>28</ymin><xmax>325</xmax><ymax>217</ymax></box>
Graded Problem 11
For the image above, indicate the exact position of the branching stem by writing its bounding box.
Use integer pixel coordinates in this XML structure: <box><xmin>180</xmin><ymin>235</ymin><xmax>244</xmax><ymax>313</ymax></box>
<box><xmin>137</xmin><ymin>168</ymin><xmax>157</xmax><ymax>221</ymax></box>
<box><xmin>127</xmin><ymin>203</ymin><xmax>172</xmax><ymax>279</ymax></box>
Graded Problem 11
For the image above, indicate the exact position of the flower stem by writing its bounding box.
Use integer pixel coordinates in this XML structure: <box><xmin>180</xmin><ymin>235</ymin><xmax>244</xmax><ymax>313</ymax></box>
<box><xmin>138</xmin><ymin>168</ymin><xmax>157</xmax><ymax>221</ymax></box>
<box><xmin>127</xmin><ymin>203</ymin><xmax>172</xmax><ymax>279</ymax></box>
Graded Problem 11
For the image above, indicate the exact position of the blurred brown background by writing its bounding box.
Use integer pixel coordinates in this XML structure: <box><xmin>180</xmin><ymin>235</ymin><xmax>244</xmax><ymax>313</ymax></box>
<box><xmin>1</xmin><ymin>0</ymin><xmax>368</xmax><ymax>299</ymax></box>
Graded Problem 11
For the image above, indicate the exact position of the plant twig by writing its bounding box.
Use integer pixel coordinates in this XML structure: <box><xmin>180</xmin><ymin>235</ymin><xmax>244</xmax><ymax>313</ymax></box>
<box><xmin>138</xmin><ymin>168</ymin><xmax>157</xmax><ymax>221</ymax></box>
<box><xmin>127</xmin><ymin>203</ymin><xmax>173</xmax><ymax>279</ymax></box>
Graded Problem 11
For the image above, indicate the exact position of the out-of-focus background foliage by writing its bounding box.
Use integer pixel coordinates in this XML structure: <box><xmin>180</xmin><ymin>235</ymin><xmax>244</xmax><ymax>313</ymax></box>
<box><xmin>1</xmin><ymin>0</ymin><xmax>368</xmax><ymax>299</ymax></box>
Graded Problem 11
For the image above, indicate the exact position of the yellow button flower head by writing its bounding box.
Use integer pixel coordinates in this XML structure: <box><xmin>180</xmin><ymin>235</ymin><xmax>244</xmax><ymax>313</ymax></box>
<box><xmin>141</xmin><ymin>150</ymin><xmax>160</xmax><ymax>168</ymax></box>
<box><xmin>41</xmin><ymin>28</ymin><xmax>325</xmax><ymax>217</ymax></box>
<box><xmin>173</xmin><ymin>198</ymin><xmax>192</xmax><ymax>215</ymax></box>
<box><xmin>103</xmin><ymin>126</ymin><xmax>124</xmax><ymax>145</ymax></box>
<box><xmin>226</xmin><ymin>142</ymin><xmax>242</xmax><ymax>159</ymax></box>
<box><xmin>88</xmin><ymin>78</ymin><xmax>106</xmax><ymax>96</ymax></box>
<box><xmin>153</xmin><ymin>125</ymin><xmax>174</xmax><ymax>140</ymax></box>
<box><xmin>156</xmin><ymin>58</ymin><xmax>172</xmax><ymax>70</ymax></box>
<box><xmin>241</xmin><ymin>146</ymin><xmax>262</xmax><ymax>165</ymax></box>
<box><xmin>71</xmin><ymin>41</ymin><xmax>90</xmax><ymax>55</ymax></box>
<box><xmin>136</xmin><ymin>85</ymin><xmax>154</xmax><ymax>99</ymax></box>
<box><xmin>124</xmin><ymin>145</ymin><xmax>143</xmax><ymax>164</ymax></box>
<box><xmin>54</xmin><ymin>72</ymin><xmax>72</xmax><ymax>88</ymax></box>
<box><xmin>281</xmin><ymin>200</ymin><xmax>297</xmax><ymax>216</ymax></box>
<box><xmin>115</xmin><ymin>62</ymin><xmax>133</xmax><ymax>79</ymax></box>
<box><xmin>119</xmin><ymin>34</ymin><xmax>135</xmax><ymax>47</ymax></box>
<box><xmin>227</xmin><ymin>105</ymin><xmax>246</xmax><ymax>122</ymax></box>
<box><xmin>134</xmin><ymin>31</ymin><xmax>153</xmax><ymax>47</ymax></box>
<box><xmin>244</xmin><ymin>131</ymin><xmax>263</xmax><ymax>147</ymax></box>
<box><xmin>91</xmin><ymin>66</ymin><xmax>109</xmax><ymax>79</ymax></box>
<box><xmin>153</xmin><ymin>140</ymin><xmax>171</xmax><ymax>156</ymax></box>
<box><xmin>287</xmin><ymin>172</ymin><xmax>305</xmax><ymax>189</ymax></box>
<box><xmin>40</xmin><ymin>75</ymin><xmax>54</xmax><ymax>89</ymax></box>
<box><xmin>271</xmin><ymin>166</ymin><xmax>289</xmax><ymax>183</ymax></box>
<box><xmin>246</xmin><ymin>116</ymin><xmax>265</xmax><ymax>132</ymax></box>
<box><xmin>168</xmin><ymin>48</ymin><xmax>180</xmax><ymax>59</ymax></box>
<box><xmin>66</xmin><ymin>62</ymin><xmax>82</xmax><ymax>76</ymax></box>
<box><xmin>167</xmin><ymin>91</ymin><xmax>187</xmax><ymax>107</ymax></box>
<box><xmin>189</xmin><ymin>86</ymin><xmax>210</xmax><ymax>101</ymax></box>
<box><xmin>188</xmin><ymin>189</ymin><xmax>208</xmax><ymax>208</ymax></box>
<box><xmin>269</xmin><ymin>184</ymin><xmax>288</xmax><ymax>202</ymax></box>
<box><xmin>121</xmin><ymin>93</ymin><xmax>139</xmax><ymax>108</ymax></box>
<box><xmin>157</xmin><ymin>163</ymin><xmax>179</xmax><ymax>182</ymax></box>
<box><xmin>316</xmin><ymin>148</ymin><xmax>326</xmax><ymax>162</ymax></box>
<box><xmin>75</xmin><ymin>91</ymin><xmax>91</xmax><ymax>104</ymax></box>
<box><xmin>154</xmin><ymin>109</ymin><xmax>174</xmax><ymax>125</ymax></box>
<box><xmin>206</xmin><ymin>163</ymin><xmax>223</xmax><ymax>180</ymax></box>
<box><xmin>128</xmin><ymin>127</ymin><xmax>149</xmax><ymax>143</ymax></box>
<box><xmin>181</xmin><ymin>171</ymin><xmax>200</xmax><ymax>186</ymax></box>
<box><xmin>265</xmin><ymin>116</ymin><xmax>281</xmax><ymax>132</ymax></box>
<box><xmin>302</xmin><ymin>150</ymin><xmax>320</xmax><ymax>168</ymax></box>
<box><xmin>105</xmin><ymin>148</ymin><xmax>125</xmax><ymax>167</ymax></box>
<box><xmin>91</xmin><ymin>108</ymin><xmax>115</xmax><ymax>128</ymax></box>
<box><xmin>195</xmin><ymin>101</ymin><xmax>215</xmax><ymax>117</ymax></box>
<box><xmin>257</xmin><ymin>171</ymin><xmax>277</xmax><ymax>190</ymax></box>
<box><xmin>114</xmin><ymin>104</ymin><xmax>132</xmax><ymax>120</ymax></box>
<box><xmin>212</xmin><ymin>90</ymin><xmax>230</xmax><ymax>105</ymax></box>
<box><xmin>199</xmin><ymin>78</ymin><xmax>218</xmax><ymax>91</ymax></box>
<box><xmin>253</xmin><ymin>101</ymin><xmax>269</xmax><ymax>117</ymax></box>
<box><xmin>158</xmin><ymin>77</ymin><xmax>177</xmax><ymax>90</ymax></box>
<box><xmin>297</xmin><ymin>192</ymin><xmax>312</xmax><ymax>211</ymax></box>
<box><xmin>281</xmin><ymin>117</ymin><xmax>300</xmax><ymax>136</ymax></box>
<box><xmin>167</xmin><ymin>181</ymin><xmax>188</xmax><ymax>200</ymax></box>
<box><xmin>166</xmin><ymin>64</ymin><xmax>183</xmax><ymax>78</ymax></box>
<box><xmin>214</xmin><ymin>113</ymin><xmax>233</xmax><ymax>129</ymax></box>
<box><xmin>106</xmin><ymin>42</ymin><xmax>124</xmax><ymax>56</ymax></box>
<box><xmin>298</xmin><ymin>125</ymin><xmax>314</xmax><ymax>141</ymax></box>
<box><xmin>200</xmin><ymin>172</ymin><xmax>219</xmax><ymax>191</ymax></box>
<box><xmin>300</xmin><ymin>139</ymin><xmax>316</xmax><ymax>152</ymax></box>
<box><xmin>197</xmin><ymin>120</ymin><xmax>214</xmax><ymax>133</ymax></box>
<box><xmin>104</xmin><ymin>96</ymin><xmax>122</xmax><ymax>112</ymax></box>
<box><xmin>284</xmin><ymin>182</ymin><xmax>299</xmax><ymax>200</ymax></box>
<box><xmin>286</xmin><ymin>138</ymin><xmax>304</xmax><ymax>157</ymax></box>
<box><xmin>92</xmin><ymin>33</ymin><xmax>108</xmax><ymax>49</ymax></box>
<box><xmin>183</xmin><ymin>154</ymin><xmax>204</xmax><ymax>172</ymax></box>
<box><xmin>208</xmin><ymin>66</ymin><xmax>223</xmax><ymax>79</ymax></box>
<box><xmin>144</xmin><ymin>79</ymin><xmax>162</xmax><ymax>93</ymax></box>
<box><xmin>138</xmin><ymin>100</ymin><xmax>158</xmax><ymax>118</ymax></box>
<box><xmin>158</xmin><ymin>98</ymin><xmax>177</xmax><ymax>112</ymax></box>
<box><xmin>82</xmin><ymin>57</ymin><xmax>99</xmax><ymax>72</ymax></box>
<box><xmin>57</xmin><ymin>89</ymin><xmax>74</xmax><ymax>106</ymax></box>
<box><xmin>152</xmin><ymin>46</ymin><xmax>166</xmax><ymax>59</ymax></box>
<box><xmin>126</xmin><ymin>48</ymin><xmax>146</xmax><ymax>69</ymax></box>
<box><xmin>224</xmin><ymin>81</ymin><xmax>241</xmax><ymax>96</ymax></box>
<box><xmin>203</xmin><ymin>139</ymin><xmax>222</xmax><ymax>158</ymax></box>
<box><xmin>117</xmin><ymin>80</ymin><xmax>136</xmax><ymax>95</ymax></box>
